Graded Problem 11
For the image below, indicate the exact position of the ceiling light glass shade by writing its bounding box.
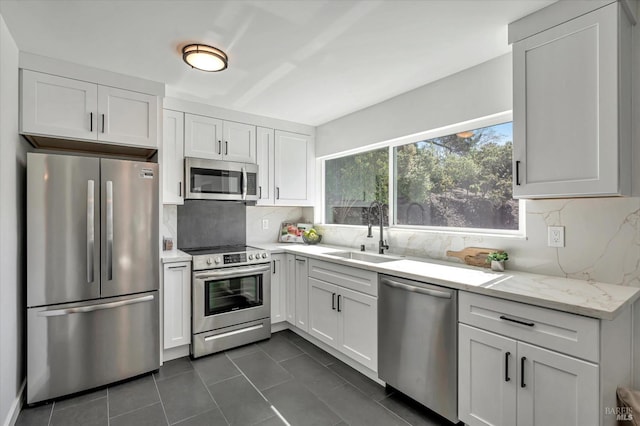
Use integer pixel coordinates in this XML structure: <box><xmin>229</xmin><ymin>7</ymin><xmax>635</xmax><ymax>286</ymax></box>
<box><xmin>182</xmin><ymin>44</ymin><xmax>228</xmax><ymax>72</ymax></box>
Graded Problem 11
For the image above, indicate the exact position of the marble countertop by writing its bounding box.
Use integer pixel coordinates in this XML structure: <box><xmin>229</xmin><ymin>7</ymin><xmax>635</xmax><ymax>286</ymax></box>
<box><xmin>161</xmin><ymin>249</ymin><xmax>192</xmax><ymax>263</ymax></box>
<box><xmin>252</xmin><ymin>242</ymin><xmax>640</xmax><ymax>320</ymax></box>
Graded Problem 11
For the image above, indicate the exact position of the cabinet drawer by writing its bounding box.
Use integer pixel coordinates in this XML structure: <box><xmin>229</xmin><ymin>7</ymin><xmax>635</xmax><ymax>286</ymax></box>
<box><xmin>459</xmin><ymin>292</ymin><xmax>599</xmax><ymax>362</ymax></box>
<box><xmin>308</xmin><ymin>259</ymin><xmax>377</xmax><ymax>296</ymax></box>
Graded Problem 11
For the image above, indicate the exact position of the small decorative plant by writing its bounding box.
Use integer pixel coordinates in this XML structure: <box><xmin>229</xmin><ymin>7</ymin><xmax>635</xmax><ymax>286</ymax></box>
<box><xmin>487</xmin><ymin>252</ymin><xmax>509</xmax><ymax>262</ymax></box>
<box><xmin>487</xmin><ymin>251</ymin><xmax>508</xmax><ymax>272</ymax></box>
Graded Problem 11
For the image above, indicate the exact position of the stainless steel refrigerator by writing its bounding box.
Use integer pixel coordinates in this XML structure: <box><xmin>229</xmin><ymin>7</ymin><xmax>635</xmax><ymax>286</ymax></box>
<box><xmin>26</xmin><ymin>153</ymin><xmax>160</xmax><ymax>404</ymax></box>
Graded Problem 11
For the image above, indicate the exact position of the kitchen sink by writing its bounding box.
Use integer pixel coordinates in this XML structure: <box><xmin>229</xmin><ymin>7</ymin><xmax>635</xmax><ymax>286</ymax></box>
<box><xmin>326</xmin><ymin>251</ymin><xmax>401</xmax><ymax>264</ymax></box>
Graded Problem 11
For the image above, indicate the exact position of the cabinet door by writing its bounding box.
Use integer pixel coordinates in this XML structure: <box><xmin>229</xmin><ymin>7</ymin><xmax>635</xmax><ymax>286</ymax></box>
<box><xmin>270</xmin><ymin>254</ymin><xmax>286</xmax><ymax>324</ymax></box>
<box><xmin>223</xmin><ymin>121</ymin><xmax>256</xmax><ymax>163</ymax></box>
<box><xmin>513</xmin><ymin>4</ymin><xmax>621</xmax><ymax>197</ymax></box>
<box><xmin>163</xmin><ymin>262</ymin><xmax>191</xmax><ymax>349</ymax></box>
<box><xmin>162</xmin><ymin>110</ymin><xmax>185</xmax><ymax>205</ymax></box>
<box><xmin>517</xmin><ymin>342</ymin><xmax>598</xmax><ymax>426</ymax></box>
<box><xmin>337</xmin><ymin>287</ymin><xmax>377</xmax><ymax>371</ymax></box>
<box><xmin>97</xmin><ymin>85</ymin><xmax>158</xmax><ymax>148</ymax></box>
<box><xmin>295</xmin><ymin>256</ymin><xmax>309</xmax><ymax>331</ymax></box>
<box><xmin>308</xmin><ymin>278</ymin><xmax>338</xmax><ymax>347</ymax></box>
<box><xmin>184</xmin><ymin>114</ymin><xmax>223</xmax><ymax>159</ymax></box>
<box><xmin>256</xmin><ymin>127</ymin><xmax>275</xmax><ymax>205</ymax></box>
<box><xmin>274</xmin><ymin>130</ymin><xmax>314</xmax><ymax>206</ymax></box>
<box><xmin>21</xmin><ymin>70</ymin><xmax>98</xmax><ymax>141</ymax></box>
<box><xmin>458</xmin><ymin>324</ymin><xmax>517</xmax><ymax>426</ymax></box>
<box><xmin>285</xmin><ymin>254</ymin><xmax>296</xmax><ymax>325</ymax></box>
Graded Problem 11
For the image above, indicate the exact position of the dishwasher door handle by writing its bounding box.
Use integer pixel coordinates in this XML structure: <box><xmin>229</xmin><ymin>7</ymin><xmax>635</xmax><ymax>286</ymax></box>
<box><xmin>381</xmin><ymin>278</ymin><xmax>452</xmax><ymax>299</ymax></box>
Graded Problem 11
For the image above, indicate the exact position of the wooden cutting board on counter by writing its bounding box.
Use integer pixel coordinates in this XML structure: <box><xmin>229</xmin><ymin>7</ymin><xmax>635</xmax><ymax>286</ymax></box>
<box><xmin>446</xmin><ymin>247</ymin><xmax>502</xmax><ymax>268</ymax></box>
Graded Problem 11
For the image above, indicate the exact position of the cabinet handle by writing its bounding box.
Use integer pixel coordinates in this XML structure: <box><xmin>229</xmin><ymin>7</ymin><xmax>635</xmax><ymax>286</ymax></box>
<box><xmin>332</xmin><ymin>293</ymin><xmax>336</xmax><ymax>310</ymax></box>
<box><xmin>272</xmin><ymin>260</ymin><xmax>276</xmax><ymax>274</ymax></box>
<box><xmin>515</xmin><ymin>161</ymin><xmax>521</xmax><ymax>186</ymax></box>
<box><xmin>337</xmin><ymin>295</ymin><xmax>342</xmax><ymax>312</ymax></box>
<box><xmin>218</xmin><ymin>140</ymin><xmax>222</xmax><ymax>155</ymax></box>
<box><xmin>499</xmin><ymin>315</ymin><xmax>534</xmax><ymax>327</ymax></box>
<box><xmin>276</xmin><ymin>187</ymin><xmax>280</xmax><ymax>199</ymax></box>
<box><xmin>505</xmin><ymin>351</ymin><xmax>511</xmax><ymax>382</ymax></box>
<box><xmin>178</xmin><ymin>182</ymin><xmax>182</xmax><ymax>197</ymax></box>
<box><xmin>259</xmin><ymin>186</ymin><xmax>262</xmax><ymax>199</ymax></box>
<box><xmin>90</xmin><ymin>112</ymin><xmax>93</xmax><ymax>132</ymax></box>
<box><xmin>101</xmin><ymin>114</ymin><xmax>105</xmax><ymax>133</ymax></box>
<box><xmin>225</xmin><ymin>141</ymin><xmax>228</xmax><ymax>155</ymax></box>
<box><xmin>520</xmin><ymin>357</ymin><xmax>526</xmax><ymax>388</ymax></box>
<box><xmin>168</xmin><ymin>265</ymin><xmax>187</xmax><ymax>269</ymax></box>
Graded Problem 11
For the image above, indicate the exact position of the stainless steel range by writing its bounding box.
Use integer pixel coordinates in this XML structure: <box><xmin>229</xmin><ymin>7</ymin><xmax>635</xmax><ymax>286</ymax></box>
<box><xmin>186</xmin><ymin>245</ymin><xmax>271</xmax><ymax>358</ymax></box>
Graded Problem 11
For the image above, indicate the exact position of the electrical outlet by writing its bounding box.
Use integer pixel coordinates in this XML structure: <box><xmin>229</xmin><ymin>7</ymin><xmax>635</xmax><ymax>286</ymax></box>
<box><xmin>548</xmin><ymin>226</ymin><xmax>565</xmax><ymax>248</ymax></box>
<box><xmin>262</xmin><ymin>219</ymin><xmax>269</xmax><ymax>230</ymax></box>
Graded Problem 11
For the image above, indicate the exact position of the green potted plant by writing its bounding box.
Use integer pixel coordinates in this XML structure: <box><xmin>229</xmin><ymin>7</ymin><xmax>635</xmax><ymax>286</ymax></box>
<box><xmin>487</xmin><ymin>251</ymin><xmax>509</xmax><ymax>272</ymax></box>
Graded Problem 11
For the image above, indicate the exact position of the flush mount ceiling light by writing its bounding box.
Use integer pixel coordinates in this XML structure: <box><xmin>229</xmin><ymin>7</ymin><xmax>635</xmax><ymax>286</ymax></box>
<box><xmin>182</xmin><ymin>44</ymin><xmax>228</xmax><ymax>72</ymax></box>
<box><xmin>456</xmin><ymin>131</ymin><xmax>474</xmax><ymax>138</ymax></box>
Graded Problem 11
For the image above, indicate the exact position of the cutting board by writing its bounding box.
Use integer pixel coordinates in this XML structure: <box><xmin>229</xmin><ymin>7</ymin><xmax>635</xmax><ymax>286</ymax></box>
<box><xmin>446</xmin><ymin>247</ymin><xmax>502</xmax><ymax>268</ymax></box>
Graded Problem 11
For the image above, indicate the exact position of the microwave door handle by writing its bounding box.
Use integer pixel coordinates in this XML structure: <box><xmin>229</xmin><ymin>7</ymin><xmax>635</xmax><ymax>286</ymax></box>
<box><xmin>242</xmin><ymin>167</ymin><xmax>247</xmax><ymax>200</ymax></box>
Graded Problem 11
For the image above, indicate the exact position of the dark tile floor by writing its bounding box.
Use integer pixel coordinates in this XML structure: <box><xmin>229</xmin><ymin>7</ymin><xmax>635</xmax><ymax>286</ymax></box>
<box><xmin>16</xmin><ymin>330</ymin><xmax>458</xmax><ymax>426</ymax></box>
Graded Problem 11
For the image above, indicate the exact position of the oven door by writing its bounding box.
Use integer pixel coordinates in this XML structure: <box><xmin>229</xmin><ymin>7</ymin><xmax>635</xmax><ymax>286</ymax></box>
<box><xmin>193</xmin><ymin>264</ymin><xmax>270</xmax><ymax>334</ymax></box>
<box><xmin>185</xmin><ymin>158</ymin><xmax>258</xmax><ymax>201</ymax></box>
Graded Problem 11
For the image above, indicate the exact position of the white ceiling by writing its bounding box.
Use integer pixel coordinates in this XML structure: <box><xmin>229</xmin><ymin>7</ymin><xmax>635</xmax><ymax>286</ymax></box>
<box><xmin>0</xmin><ymin>0</ymin><xmax>554</xmax><ymax>126</ymax></box>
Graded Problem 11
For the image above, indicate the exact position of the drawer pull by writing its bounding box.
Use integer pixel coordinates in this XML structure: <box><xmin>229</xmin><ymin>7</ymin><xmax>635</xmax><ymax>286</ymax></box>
<box><xmin>521</xmin><ymin>356</ymin><xmax>527</xmax><ymax>388</ymax></box>
<box><xmin>332</xmin><ymin>293</ymin><xmax>336</xmax><ymax>310</ymax></box>
<box><xmin>499</xmin><ymin>315</ymin><xmax>534</xmax><ymax>327</ymax></box>
<box><xmin>505</xmin><ymin>351</ymin><xmax>511</xmax><ymax>382</ymax></box>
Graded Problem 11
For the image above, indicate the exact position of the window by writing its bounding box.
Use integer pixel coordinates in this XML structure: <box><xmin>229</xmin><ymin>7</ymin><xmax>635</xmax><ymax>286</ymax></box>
<box><xmin>322</xmin><ymin>119</ymin><xmax>519</xmax><ymax>233</ymax></box>
<box><xmin>395</xmin><ymin>122</ymin><xmax>517</xmax><ymax>230</ymax></box>
<box><xmin>324</xmin><ymin>148</ymin><xmax>388</xmax><ymax>225</ymax></box>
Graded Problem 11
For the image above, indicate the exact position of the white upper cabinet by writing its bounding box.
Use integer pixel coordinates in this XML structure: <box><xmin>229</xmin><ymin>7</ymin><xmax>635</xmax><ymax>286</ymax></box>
<box><xmin>162</xmin><ymin>109</ymin><xmax>185</xmax><ymax>205</ymax></box>
<box><xmin>97</xmin><ymin>85</ymin><xmax>157</xmax><ymax>148</ymax></box>
<box><xmin>223</xmin><ymin>121</ymin><xmax>256</xmax><ymax>163</ymax></box>
<box><xmin>21</xmin><ymin>70</ymin><xmax>158</xmax><ymax>148</ymax></box>
<box><xmin>184</xmin><ymin>113</ymin><xmax>256</xmax><ymax>163</ymax></box>
<box><xmin>21</xmin><ymin>71</ymin><xmax>97</xmax><ymax>141</ymax></box>
<box><xmin>511</xmin><ymin>2</ymin><xmax>633</xmax><ymax>198</ymax></box>
<box><xmin>256</xmin><ymin>127</ymin><xmax>275</xmax><ymax>205</ymax></box>
<box><xmin>184</xmin><ymin>114</ymin><xmax>223</xmax><ymax>160</ymax></box>
<box><xmin>274</xmin><ymin>130</ymin><xmax>315</xmax><ymax>206</ymax></box>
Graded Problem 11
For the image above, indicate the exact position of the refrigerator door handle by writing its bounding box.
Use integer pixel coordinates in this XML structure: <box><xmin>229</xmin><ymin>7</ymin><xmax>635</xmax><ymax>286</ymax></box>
<box><xmin>106</xmin><ymin>180</ymin><xmax>113</xmax><ymax>281</ymax></box>
<box><xmin>241</xmin><ymin>167</ymin><xmax>247</xmax><ymax>200</ymax></box>
<box><xmin>37</xmin><ymin>294</ymin><xmax>155</xmax><ymax>317</ymax></box>
<box><xmin>87</xmin><ymin>180</ymin><xmax>95</xmax><ymax>283</ymax></box>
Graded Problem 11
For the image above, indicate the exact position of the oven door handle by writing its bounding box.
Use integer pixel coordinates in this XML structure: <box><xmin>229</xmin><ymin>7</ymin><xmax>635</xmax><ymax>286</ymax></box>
<box><xmin>194</xmin><ymin>264</ymin><xmax>270</xmax><ymax>280</ymax></box>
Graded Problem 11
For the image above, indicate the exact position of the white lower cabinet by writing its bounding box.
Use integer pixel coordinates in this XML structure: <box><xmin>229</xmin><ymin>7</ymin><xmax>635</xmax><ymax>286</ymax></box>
<box><xmin>285</xmin><ymin>254</ymin><xmax>296</xmax><ymax>326</ymax></box>
<box><xmin>308</xmin><ymin>277</ymin><xmax>377</xmax><ymax>371</ymax></box>
<box><xmin>270</xmin><ymin>254</ymin><xmax>286</xmax><ymax>324</ymax></box>
<box><xmin>458</xmin><ymin>292</ymin><xmax>617</xmax><ymax>426</ymax></box>
<box><xmin>294</xmin><ymin>256</ymin><xmax>309</xmax><ymax>332</ymax></box>
<box><xmin>162</xmin><ymin>261</ymin><xmax>191</xmax><ymax>349</ymax></box>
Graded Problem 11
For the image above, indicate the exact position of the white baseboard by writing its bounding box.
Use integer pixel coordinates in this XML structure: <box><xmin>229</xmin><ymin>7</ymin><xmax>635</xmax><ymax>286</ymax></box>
<box><xmin>3</xmin><ymin>380</ymin><xmax>25</xmax><ymax>426</ymax></box>
<box><xmin>162</xmin><ymin>345</ymin><xmax>190</xmax><ymax>362</ymax></box>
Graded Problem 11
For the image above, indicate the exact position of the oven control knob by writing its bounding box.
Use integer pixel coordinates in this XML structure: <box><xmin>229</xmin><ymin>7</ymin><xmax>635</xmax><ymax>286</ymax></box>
<box><xmin>248</xmin><ymin>254</ymin><xmax>254</xmax><ymax>260</ymax></box>
<box><xmin>214</xmin><ymin>257</ymin><xmax>221</xmax><ymax>264</ymax></box>
<box><xmin>206</xmin><ymin>258</ymin><xmax>213</xmax><ymax>265</ymax></box>
<box><xmin>261</xmin><ymin>253</ymin><xmax>267</xmax><ymax>259</ymax></box>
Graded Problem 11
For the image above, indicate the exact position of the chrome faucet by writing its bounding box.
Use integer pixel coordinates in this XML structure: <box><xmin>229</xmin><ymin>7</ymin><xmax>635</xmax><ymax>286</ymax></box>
<box><xmin>367</xmin><ymin>201</ymin><xmax>389</xmax><ymax>254</ymax></box>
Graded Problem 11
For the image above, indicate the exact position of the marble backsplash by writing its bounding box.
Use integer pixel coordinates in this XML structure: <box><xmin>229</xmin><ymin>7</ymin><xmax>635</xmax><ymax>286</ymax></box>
<box><xmin>162</xmin><ymin>204</ymin><xmax>313</xmax><ymax>247</ymax></box>
<box><xmin>316</xmin><ymin>197</ymin><xmax>640</xmax><ymax>287</ymax></box>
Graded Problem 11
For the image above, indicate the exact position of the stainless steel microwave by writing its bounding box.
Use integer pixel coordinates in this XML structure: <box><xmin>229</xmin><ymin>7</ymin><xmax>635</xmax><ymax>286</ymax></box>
<box><xmin>185</xmin><ymin>157</ymin><xmax>259</xmax><ymax>201</ymax></box>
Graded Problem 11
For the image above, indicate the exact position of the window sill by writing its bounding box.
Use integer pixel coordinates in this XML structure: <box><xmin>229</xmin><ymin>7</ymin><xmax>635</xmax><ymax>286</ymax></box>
<box><xmin>318</xmin><ymin>223</ymin><xmax>527</xmax><ymax>240</ymax></box>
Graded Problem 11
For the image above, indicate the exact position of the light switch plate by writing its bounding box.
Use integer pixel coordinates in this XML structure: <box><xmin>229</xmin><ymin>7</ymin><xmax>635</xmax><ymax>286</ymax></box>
<box><xmin>548</xmin><ymin>226</ymin><xmax>565</xmax><ymax>247</ymax></box>
<box><xmin>262</xmin><ymin>219</ymin><xmax>269</xmax><ymax>230</ymax></box>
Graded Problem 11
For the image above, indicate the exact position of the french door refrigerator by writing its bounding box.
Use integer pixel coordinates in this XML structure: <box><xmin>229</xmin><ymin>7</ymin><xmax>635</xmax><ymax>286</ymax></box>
<box><xmin>27</xmin><ymin>153</ymin><xmax>160</xmax><ymax>404</ymax></box>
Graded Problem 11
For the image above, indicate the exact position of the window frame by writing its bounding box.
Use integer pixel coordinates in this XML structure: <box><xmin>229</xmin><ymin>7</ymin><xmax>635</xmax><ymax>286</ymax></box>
<box><xmin>319</xmin><ymin>111</ymin><xmax>525</xmax><ymax>238</ymax></box>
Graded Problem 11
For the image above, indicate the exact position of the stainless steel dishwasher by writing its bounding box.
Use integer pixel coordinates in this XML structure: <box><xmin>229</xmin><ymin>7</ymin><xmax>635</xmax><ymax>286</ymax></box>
<box><xmin>378</xmin><ymin>274</ymin><xmax>458</xmax><ymax>424</ymax></box>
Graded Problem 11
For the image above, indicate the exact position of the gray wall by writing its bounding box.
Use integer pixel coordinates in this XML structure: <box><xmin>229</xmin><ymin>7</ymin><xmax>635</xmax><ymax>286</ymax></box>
<box><xmin>0</xmin><ymin>13</ymin><xmax>28</xmax><ymax>426</ymax></box>
<box><xmin>315</xmin><ymin>54</ymin><xmax>512</xmax><ymax>157</ymax></box>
